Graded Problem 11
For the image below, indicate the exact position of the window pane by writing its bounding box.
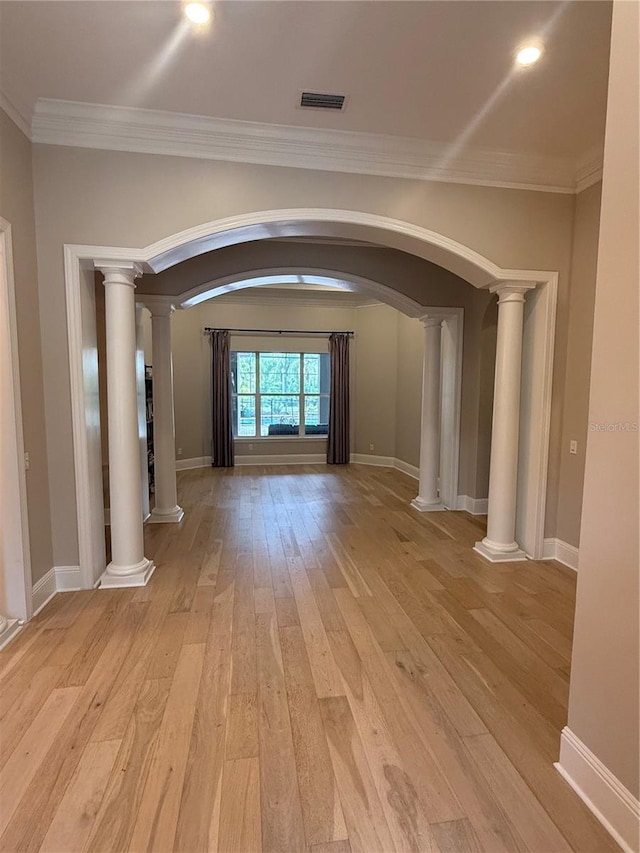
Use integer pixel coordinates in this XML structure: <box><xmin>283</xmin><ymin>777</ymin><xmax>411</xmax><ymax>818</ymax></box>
<box><xmin>303</xmin><ymin>353</ymin><xmax>330</xmax><ymax>394</ymax></box>
<box><xmin>259</xmin><ymin>353</ymin><xmax>300</xmax><ymax>394</ymax></box>
<box><xmin>260</xmin><ymin>396</ymin><xmax>300</xmax><ymax>436</ymax></box>
<box><xmin>304</xmin><ymin>395</ymin><xmax>329</xmax><ymax>435</ymax></box>
<box><xmin>236</xmin><ymin>352</ymin><xmax>256</xmax><ymax>394</ymax></box>
<box><xmin>303</xmin><ymin>353</ymin><xmax>320</xmax><ymax>393</ymax></box>
<box><xmin>235</xmin><ymin>395</ymin><xmax>256</xmax><ymax>437</ymax></box>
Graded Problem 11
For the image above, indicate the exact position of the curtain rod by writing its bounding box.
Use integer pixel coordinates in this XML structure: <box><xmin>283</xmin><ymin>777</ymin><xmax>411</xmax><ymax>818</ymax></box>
<box><xmin>204</xmin><ymin>327</ymin><xmax>354</xmax><ymax>337</ymax></box>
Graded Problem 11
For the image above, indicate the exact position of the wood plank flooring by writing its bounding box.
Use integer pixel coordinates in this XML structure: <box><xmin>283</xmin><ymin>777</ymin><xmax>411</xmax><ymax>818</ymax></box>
<box><xmin>0</xmin><ymin>465</ymin><xmax>619</xmax><ymax>853</ymax></box>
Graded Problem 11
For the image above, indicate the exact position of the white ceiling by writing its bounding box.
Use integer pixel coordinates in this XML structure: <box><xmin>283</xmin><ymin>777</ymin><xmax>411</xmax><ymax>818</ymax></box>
<box><xmin>0</xmin><ymin>0</ymin><xmax>611</xmax><ymax>161</ymax></box>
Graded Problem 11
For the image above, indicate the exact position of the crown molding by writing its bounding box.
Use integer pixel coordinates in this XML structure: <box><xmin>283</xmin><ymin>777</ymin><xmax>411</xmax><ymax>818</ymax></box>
<box><xmin>0</xmin><ymin>91</ymin><xmax>31</xmax><ymax>139</ymax></box>
<box><xmin>575</xmin><ymin>146</ymin><xmax>604</xmax><ymax>193</ymax></box>
<box><xmin>31</xmin><ymin>98</ymin><xmax>582</xmax><ymax>195</ymax></box>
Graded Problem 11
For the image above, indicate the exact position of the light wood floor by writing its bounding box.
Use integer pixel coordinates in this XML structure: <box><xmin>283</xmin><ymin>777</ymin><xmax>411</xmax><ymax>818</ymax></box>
<box><xmin>0</xmin><ymin>465</ymin><xmax>618</xmax><ymax>853</ymax></box>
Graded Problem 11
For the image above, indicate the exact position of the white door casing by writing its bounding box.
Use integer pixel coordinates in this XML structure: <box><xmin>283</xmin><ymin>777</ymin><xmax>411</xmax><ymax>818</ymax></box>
<box><xmin>0</xmin><ymin>217</ymin><xmax>32</xmax><ymax>643</ymax></box>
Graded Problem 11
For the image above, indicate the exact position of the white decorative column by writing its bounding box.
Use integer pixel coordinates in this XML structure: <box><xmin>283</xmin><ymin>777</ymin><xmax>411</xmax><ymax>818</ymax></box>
<box><xmin>474</xmin><ymin>282</ymin><xmax>535</xmax><ymax>562</ymax></box>
<box><xmin>411</xmin><ymin>316</ymin><xmax>445</xmax><ymax>512</ymax></box>
<box><xmin>147</xmin><ymin>301</ymin><xmax>183</xmax><ymax>523</ymax></box>
<box><xmin>100</xmin><ymin>263</ymin><xmax>155</xmax><ymax>587</ymax></box>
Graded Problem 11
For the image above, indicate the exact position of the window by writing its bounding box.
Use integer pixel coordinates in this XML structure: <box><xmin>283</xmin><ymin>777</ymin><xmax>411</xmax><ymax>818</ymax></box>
<box><xmin>231</xmin><ymin>351</ymin><xmax>330</xmax><ymax>438</ymax></box>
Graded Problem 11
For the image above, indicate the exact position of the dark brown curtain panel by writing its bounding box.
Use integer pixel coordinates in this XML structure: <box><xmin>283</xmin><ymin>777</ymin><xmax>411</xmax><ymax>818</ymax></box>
<box><xmin>327</xmin><ymin>333</ymin><xmax>350</xmax><ymax>464</ymax></box>
<box><xmin>211</xmin><ymin>330</ymin><xmax>234</xmax><ymax>467</ymax></box>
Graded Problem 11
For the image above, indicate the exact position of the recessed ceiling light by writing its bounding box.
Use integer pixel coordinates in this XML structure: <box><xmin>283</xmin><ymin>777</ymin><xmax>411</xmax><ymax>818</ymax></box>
<box><xmin>185</xmin><ymin>3</ymin><xmax>211</xmax><ymax>25</ymax></box>
<box><xmin>516</xmin><ymin>45</ymin><xmax>543</xmax><ymax>67</ymax></box>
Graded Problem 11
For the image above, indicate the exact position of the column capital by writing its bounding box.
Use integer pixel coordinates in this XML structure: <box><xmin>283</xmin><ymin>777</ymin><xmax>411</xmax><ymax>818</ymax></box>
<box><xmin>143</xmin><ymin>296</ymin><xmax>176</xmax><ymax>318</ymax></box>
<box><xmin>419</xmin><ymin>315</ymin><xmax>443</xmax><ymax>329</ymax></box>
<box><xmin>97</xmin><ymin>260</ymin><xmax>143</xmax><ymax>288</ymax></box>
<box><xmin>490</xmin><ymin>281</ymin><xmax>537</xmax><ymax>303</ymax></box>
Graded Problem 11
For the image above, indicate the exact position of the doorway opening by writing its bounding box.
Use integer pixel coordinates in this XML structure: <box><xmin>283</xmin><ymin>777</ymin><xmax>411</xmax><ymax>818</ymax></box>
<box><xmin>64</xmin><ymin>209</ymin><xmax>557</xmax><ymax>588</ymax></box>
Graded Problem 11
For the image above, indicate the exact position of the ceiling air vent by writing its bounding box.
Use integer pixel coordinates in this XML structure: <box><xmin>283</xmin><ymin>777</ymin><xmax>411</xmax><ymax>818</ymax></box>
<box><xmin>300</xmin><ymin>91</ymin><xmax>346</xmax><ymax>110</ymax></box>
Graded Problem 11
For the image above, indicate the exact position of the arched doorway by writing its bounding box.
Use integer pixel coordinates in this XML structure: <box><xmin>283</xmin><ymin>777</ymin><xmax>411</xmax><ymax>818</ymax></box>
<box><xmin>64</xmin><ymin>209</ymin><xmax>557</xmax><ymax>588</ymax></box>
<box><xmin>152</xmin><ymin>267</ymin><xmax>464</xmax><ymax>522</ymax></box>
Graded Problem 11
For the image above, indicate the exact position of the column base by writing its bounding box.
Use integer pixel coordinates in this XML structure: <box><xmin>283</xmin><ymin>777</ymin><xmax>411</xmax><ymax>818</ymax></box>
<box><xmin>0</xmin><ymin>618</ymin><xmax>23</xmax><ymax>651</ymax></box>
<box><xmin>99</xmin><ymin>558</ymin><xmax>156</xmax><ymax>588</ymax></box>
<box><xmin>411</xmin><ymin>497</ymin><xmax>446</xmax><ymax>513</ymax></box>
<box><xmin>149</xmin><ymin>505</ymin><xmax>184</xmax><ymax>524</ymax></box>
<box><xmin>474</xmin><ymin>538</ymin><xmax>528</xmax><ymax>563</ymax></box>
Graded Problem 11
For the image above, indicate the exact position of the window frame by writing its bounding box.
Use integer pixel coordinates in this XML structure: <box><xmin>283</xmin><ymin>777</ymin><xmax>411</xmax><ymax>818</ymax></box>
<box><xmin>232</xmin><ymin>350</ymin><xmax>330</xmax><ymax>440</ymax></box>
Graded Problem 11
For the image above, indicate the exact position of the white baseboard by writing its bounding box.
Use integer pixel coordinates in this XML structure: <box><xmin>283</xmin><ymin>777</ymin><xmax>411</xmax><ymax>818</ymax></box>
<box><xmin>394</xmin><ymin>458</ymin><xmax>419</xmax><ymax>480</ymax></box>
<box><xmin>175</xmin><ymin>451</ymin><xmax>424</xmax><ymax>481</ymax></box>
<box><xmin>32</xmin><ymin>567</ymin><xmax>57</xmax><ymax>616</ymax></box>
<box><xmin>456</xmin><ymin>494</ymin><xmax>488</xmax><ymax>515</ymax></box>
<box><xmin>236</xmin><ymin>453</ymin><xmax>327</xmax><ymax>466</ymax></box>
<box><xmin>350</xmin><ymin>452</ymin><xmax>396</xmax><ymax>468</ymax></box>
<box><xmin>543</xmin><ymin>537</ymin><xmax>579</xmax><ymax>571</ymax></box>
<box><xmin>54</xmin><ymin>565</ymin><xmax>83</xmax><ymax>591</ymax></box>
<box><xmin>178</xmin><ymin>453</ymin><xmax>327</xmax><ymax>469</ymax></box>
<box><xmin>176</xmin><ymin>455</ymin><xmax>212</xmax><ymax>470</ymax></box>
<box><xmin>350</xmin><ymin>453</ymin><xmax>422</xmax><ymax>481</ymax></box>
<box><xmin>555</xmin><ymin>727</ymin><xmax>640</xmax><ymax>853</ymax></box>
<box><xmin>32</xmin><ymin>564</ymin><xmax>83</xmax><ymax>617</ymax></box>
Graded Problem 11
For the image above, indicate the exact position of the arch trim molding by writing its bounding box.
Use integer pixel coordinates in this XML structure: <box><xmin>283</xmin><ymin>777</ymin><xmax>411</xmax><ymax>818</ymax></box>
<box><xmin>141</xmin><ymin>209</ymin><xmax>550</xmax><ymax>292</ymax></box>
<box><xmin>175</xmin><ymin>268</ymin><xmax>425</xmax><ymax>317</ymax></box>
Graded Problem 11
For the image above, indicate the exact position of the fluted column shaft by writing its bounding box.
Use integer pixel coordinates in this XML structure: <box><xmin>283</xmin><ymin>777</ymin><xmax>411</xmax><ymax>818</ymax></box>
<box><xmin>100</xmin><ymin>264</ymin><xmax>154</xmax><ymax>587</ymax></box>
<box><xmin>475</xmin><ymin>282</ymin><xmax>535</xmax><ymax>562</ymax></box>
<box><xmin>148</xmin><ymin>302</ymin><xmax>183</xmax><ymax>523</ymax></box>
<box><xmin>411</xmin><ymin>316</ymin><xmax>445</xmax><ymax>512</ymax></box>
